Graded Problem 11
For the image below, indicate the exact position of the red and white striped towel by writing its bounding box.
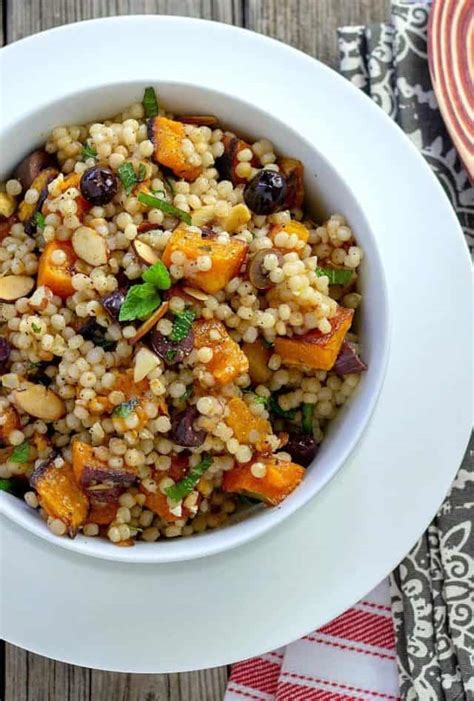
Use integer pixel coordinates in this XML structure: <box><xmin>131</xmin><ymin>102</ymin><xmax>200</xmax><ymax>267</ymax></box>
<box><xmin>225</xmin><ymin>580</ymin><xmax>400</xmax><ymax>701</ymax></box>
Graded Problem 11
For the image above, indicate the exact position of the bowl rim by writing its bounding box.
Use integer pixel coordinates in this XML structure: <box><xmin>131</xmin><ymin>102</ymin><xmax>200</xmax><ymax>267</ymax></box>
<box><xmin>0</xmin><ymin>24</ymin><xmax>391</xmax><ymax>564</ymax></box>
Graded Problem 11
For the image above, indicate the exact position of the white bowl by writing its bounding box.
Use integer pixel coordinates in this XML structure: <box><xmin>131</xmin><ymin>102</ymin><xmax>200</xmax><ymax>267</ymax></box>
<box><xmin>0</xmin><ymin>31</ymin><xmax>389</xmax><ymax>564</ymax></box>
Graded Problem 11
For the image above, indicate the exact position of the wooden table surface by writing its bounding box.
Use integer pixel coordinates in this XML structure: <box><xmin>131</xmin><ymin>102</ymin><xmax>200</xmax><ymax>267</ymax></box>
<box><xmin>1</xmin><ymin>1</ymin><xmax>390</xmax><ymax>699</ymax></box>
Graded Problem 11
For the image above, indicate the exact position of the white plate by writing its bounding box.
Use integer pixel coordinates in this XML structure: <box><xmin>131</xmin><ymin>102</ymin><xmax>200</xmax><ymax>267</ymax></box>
<box><xmin>0</xmin><ymin>17</ymin><xmax>472</xmax><ymax>672</ymax></box>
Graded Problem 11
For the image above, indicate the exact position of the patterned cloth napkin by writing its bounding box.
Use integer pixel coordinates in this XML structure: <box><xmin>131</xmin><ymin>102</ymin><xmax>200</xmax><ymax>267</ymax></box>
<box><xmin>225</xmin><ymin>2</ymin><xmax>473</xmax><ymax>700</ymax></box>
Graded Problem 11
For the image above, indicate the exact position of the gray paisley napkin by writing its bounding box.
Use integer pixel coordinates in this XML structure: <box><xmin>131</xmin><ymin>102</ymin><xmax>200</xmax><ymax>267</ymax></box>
<box><xmin>338</xmin><ymin>3</ymin><xmax>474</xmax><ymax>700</ymax></box>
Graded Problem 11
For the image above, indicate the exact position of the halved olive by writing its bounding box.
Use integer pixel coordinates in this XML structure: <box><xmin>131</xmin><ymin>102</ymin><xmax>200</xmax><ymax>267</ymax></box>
<box><xmin>248</xmin><ymin>249</ymin><xmax>283</xmax><ymax>290</ymax></box>
<box><xmin>244</xmin><ymin>169</ymin><xmax>288</xmax><ymax>215</ymax></box>
<box><xmin>80</xmin><ymin>166</ymin><xmax>118</xmax><ymax>206</ymax></box>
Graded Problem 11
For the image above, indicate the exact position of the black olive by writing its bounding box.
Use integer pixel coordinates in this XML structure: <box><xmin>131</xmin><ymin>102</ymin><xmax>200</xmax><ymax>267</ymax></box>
<box><xmin>101</xmin><ymin>289</ymin><xmax>127</xmax><ymax>322</ymax></box>
<box><xmin>80</xmin><ymin>166</ymin><xmax>118</xmax><ymax>206</ymax></box>
<box><xmin>150</xmin><ymin>328</ymin><xmax>194</xmax><ymax>366</ymax></box>
<box><xmin>244</xmin><ymin>169</ymin><xmax>288</xmax><ymax>215</ymax></box>
<box><xmin>284</xmin><ymin>432</ymin><xmax>318</xmax><ymax>467</ymax></box>
<box><xmin>169</xmin><ymin>407</ymin><xmax>205</xmax><ymax>447</ymax></box>
<box><xmin>0</xmin><ymin>338</ymin><xmax>11</xmax><ymax>373</ymax></box>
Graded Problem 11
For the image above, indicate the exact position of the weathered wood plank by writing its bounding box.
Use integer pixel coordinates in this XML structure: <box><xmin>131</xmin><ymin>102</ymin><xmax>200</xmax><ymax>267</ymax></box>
<box><xmin>246</xmin><ymin>0</ymin><xmax>391</xmax><ymax>68</ymax></box>
<box><xmin>6</xmin><ymin>0</ymin><xmax>242</xmax><ymax>42</ymax></box>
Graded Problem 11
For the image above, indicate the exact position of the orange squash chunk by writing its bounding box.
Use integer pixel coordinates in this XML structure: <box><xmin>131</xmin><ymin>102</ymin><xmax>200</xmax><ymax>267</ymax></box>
<box><xmin>226</xmin><ymin>397</ymin><xmax>272</xmax><ymax>452</ymax></box>
<box><xmin>270</xmin><ymin>220</ymin><xmax>309</xmax><ymax>252</ymax></box>
<box><xmin>275</xmin><ymin>306</ymin><xmax>353</xmax><ymax>371</ymax></box>
<box><xmin>193</xmin><ymin>319</ymin><xmax>249</xmax><ymax>385</ymax></box>
<box><xmin>37</xmin><ymin>240</ymin><xmax>77</xmax><ymax>299</ymax></box>
<box><xmin>162</xmin><ymin>227</ymin><xmax>248</xmax><ymax>294</ymax></box>
<box><xmin>279</xmin><ymin>157</ymin><xmax>305</xmax><ymax>209</ymax></box>
<box><xmin>0</xmin><ymin>405</ymin><xmax>20</xmax><ymax>443</ymax></box>
<box><xmin>148</xmin><ymin>116</ymin><xmax>202</xmax><ymax>181</ymax></box>
<box><xmin>242</xmin><ymin>340</ymin><xmax>272</xmax><ymax>385</ymax></box>
<box><xmin>88</xmin><ymin>501</ymin><xmax>118</xmax><ymax>526</ymax></box>
<box><xmin>30</xmin><ymin>458</ymin><xmax>88</xmax><ymax>536</ymax></box>
<box><xmin>223</xmin><ymin>457</ymin><xmax>305</xmax><ymax>506</ymax></box>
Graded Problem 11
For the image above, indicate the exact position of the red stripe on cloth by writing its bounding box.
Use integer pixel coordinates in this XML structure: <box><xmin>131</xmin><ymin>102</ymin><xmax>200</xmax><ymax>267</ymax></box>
<box><xmin>281</xmin><ymin>672</ymin><xmax>400</xmax><ymax>700</ymax></box>
<box><xmin>304</xmin><ymin>634</ymin><xmax>396</xmax><ymax>660</ymax></box>
<box><xmin>231</xmin><ymin>657</ymin><xmax>282</xmax><ymax>695</ymax></box>
<box><xmin>276</xmin><ymin>682</ymin><xmax>359</xmax><ymax>700</ymax></box>
<box><xmin>319</xmin><ymin>609</ymin><xmax>395</xmax><ymax>650</ymax></box>
<box><xmin>226</xmin><ymin>684</ymin><xmax>267</xmax><ymax>701</ymax></box>
<box><xmin>360</xmin><ymin>601</ymin><xmax>392</xmax><ymax>612</ymax></box>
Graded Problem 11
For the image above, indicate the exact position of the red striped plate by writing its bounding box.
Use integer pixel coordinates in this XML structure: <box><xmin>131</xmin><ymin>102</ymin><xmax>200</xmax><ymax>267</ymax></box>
<box><xmin>428</xmin><ymin>0</ymin><xmax>474</xmax><ymax>183</ymax></box>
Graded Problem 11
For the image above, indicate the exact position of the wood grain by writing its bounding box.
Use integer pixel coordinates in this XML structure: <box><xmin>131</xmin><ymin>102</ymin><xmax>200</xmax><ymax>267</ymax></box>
<box><xmin>2</xmin><ymin>1</ymin><xmax>389</xmax><ymax>699</ymax></box>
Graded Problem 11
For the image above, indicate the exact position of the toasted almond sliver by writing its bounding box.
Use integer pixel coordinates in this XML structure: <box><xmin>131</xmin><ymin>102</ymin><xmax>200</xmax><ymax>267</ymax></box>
<box><xmin>72</xmin><ymin>226</ymin><xmax>108</xmax><ymax>266</ymax></box>
<box><xmin>0</xmin><ymin>275</ymin><xmax>35</xmax><ymax>302</ymax></box>
<box><xmin>134</xmin><ymin>347</ymin><xmax>160</xmax><ymax>382</ymax></box>
<box><xmin>182</xmin><ymin>286</ymin><xmax>209</xmax><ymax>301</ymax></box>
<box><xmin>130</xmin><ymin>301</ymin><xmax>170</xmax><ymax>345</ymax></box>
<box><xmin>13</xmin><ymin>382</ymin><xmax>66</xmax><ymax>421</ymax></box>
<box><xmin>176</xmin><ymin>115</ymin><xmax>218</xmax><ymax>126</ymax></box>
<box><xmin>132</xmin><ymin>239</ymin><xmax>160</xmax><ymax>265</ymax></box>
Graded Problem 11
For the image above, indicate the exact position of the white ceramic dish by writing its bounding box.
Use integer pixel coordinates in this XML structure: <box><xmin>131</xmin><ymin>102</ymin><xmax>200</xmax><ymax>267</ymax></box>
<box><xmin>0</xmin><ymin>17</ymin><xmax>472</xmax><ymax>672</ymax></box>
<box><xmin>0</xmin><ymin>44</ymin><xmax>390</xmax><ymax>564</ymax></box>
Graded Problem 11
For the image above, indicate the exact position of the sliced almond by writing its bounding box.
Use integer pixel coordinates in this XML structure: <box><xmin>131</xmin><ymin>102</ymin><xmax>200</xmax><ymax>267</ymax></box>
<box><xmin>0</xmin><ymin>192</ymin><xmax>17</xmax><ymax>218</ymax></box>
<box><xmin>72</xmin><ymin>226</ymin><xmax>108</xmax><ymax>266</ymax></box>
<box><xmin>191</xmin><ymin>205</ymin><xmax>215</xmax><ymax>228</ymax></box>
<box><xmin>130</xmin><ymin>300</ymin><xmax>169</xmax><ymax>345</ymax></box>
<box><xmin>134</xmin><ymin>347</ymin><xmax>160</xmax><ymax>382</ymax></box>
<box><xmin>132</xmin><ymin>239</ymin><xmax>160</xmax><ymax>265</ymax></box>
<box><xmin>222</xmin><ymin>204</ymin><xmax>251</xmax><ymax>233</ymax></box>
<box><xmin>176</xmin><ymin>115</ymin><xmax>218</xmax><ymax>126</ymax></box>
<box><xmin>0</xmin><ymin>275</ymin><xmax>35</xmax><ymax>302</ymax></box>
<box><xmin>29</xmin><ymin>285</ymin><xmax>53</xmax><ymax>311</ymax></box>
<box><xmin>183</xmin><ymin>286</ymin><xmax>209</xmax><ymax>301</ymax></box>
<box><xmin>14</xmin><ymin>382</ymin><xmax>66</xmax><ymax>421</ymax></box>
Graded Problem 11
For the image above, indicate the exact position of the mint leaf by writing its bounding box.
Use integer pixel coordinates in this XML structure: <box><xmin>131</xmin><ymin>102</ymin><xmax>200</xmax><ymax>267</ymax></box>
<box><xmin>269</xmin><ymin>395</ymin><xmax>296</xmax><ymax>419</ymax></box>
<box><xmin>112</xmin><ymin>399</ymin><xmax>139</xmax><ymax>418</ymax></box>
<box><xmin>81</xmin><ymin>143</ymin><xmax>98</xmax><ymax>161</ymax></box>
<box><xmin>117</xmin><ymin>162</ymin><xmax>138</xmax><ymax>194</ymax></box>
<box><xmin>10</xmin><ymin>441</ymin><xmax>30</xmax><ymax>464</ymax></box>
<box><xmin>118</xmin><ymin>283</ymin><xmax>161</xmax><ymax>322</ymax></box>
<box><xmin>31</xmin><ymin>322</ymin><xmax>41</xmax><ymax>333</ymax></box>
<box><xmin>170</xmin><ymin>309</ymin><xmax>196</xmax><ymax>342</ymax></box>
<box><xmin>0</xmin><ymin>478</ymin><xmax>14</xmax><ymax>492</ymax></box>
<box><xmin>142</xmin><ymin>260</ymin><xmax>171</xmax><ymax>290</ymax></box>
<box><xmin>34</xmin><ymin>211</ymin><xmax>46</xmax><ymax>230</ymax></box>
<box><xmin>316</xmin><ymin>267</ymin><xmax>353</xmax><ymax>285</ymax></box>
<box><xmin>137</xmin><ymin>191</ymin><xmax>191</xmax><ymax>225</ymax></box>
<box><xmin>302</xmin><ymin>403</ymin><xmax>314</xmax><ymax>434</ymax></box>
<box><xmin>143</xmin><ymin>87</ymin><xmax>159</xmax><ymax>118</ymax></box>
<box><xmin>166</xmin><ymin>454</ymin><xmax>212</xmax><ymax>501</ymax></box>
<box><xmin>137</xmin><ymin>163</ymin><xmax>147</xmax><ymax>182</ymax></box>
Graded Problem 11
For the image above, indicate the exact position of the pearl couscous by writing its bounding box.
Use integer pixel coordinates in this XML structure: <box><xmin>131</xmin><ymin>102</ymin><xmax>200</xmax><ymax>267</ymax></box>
<box><xmin>0</xmin><ymin>87</ymin><xmax>367</xmax><ymax>545</ymax></box>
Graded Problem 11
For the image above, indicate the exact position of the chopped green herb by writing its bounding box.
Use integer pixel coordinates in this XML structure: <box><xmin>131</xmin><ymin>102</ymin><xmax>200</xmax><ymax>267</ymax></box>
<box><xmin>117</xmin><ymin>162</ymin><xmax>138</xmax><ymax>194</ymax></box>
<box><xmin>165</xmin><ymin>349</ymin><xmax>177</xmax><ymax>362</ymax></box>
<box><xmin>31</xmin><ymin>322</ymin><xmax>41</xmax><ymax>333</ymax></box>
<box><xmin>142</xmin><ymin>260</ymin><xmax>171</xmax><ymax>290</ymax></box>
<box><xmin>27</xmin><ymin>361</ymin><xmax>42</xmax><ymax>372</ymax></box>
<box><xmin>81</xmin><ymin>143</ymin><xmax>98</xmax><ymax>161</ymax></box>
<box><xmin>137</xmin><ymin>191</ymin><xmax>192</xmax><ymax>225</ymax></box>
<box><xmin>112</xmin><ymin>399</ymin><xmax>139</xmax><ymax>418</ymax></box>
<box><xmin>269</xmin><ymin>395</ymin><xmax>296</xmax><ymax>420</ymax></box>
<box><xmin>10</xmin><ymin>440</ymin><xmax>30</xmax><ymax>464</ymax></box>
<box><xmin>165</xmin><ymin>177</ymin><xmax>176</xmax><ymax>195</ymax></box>
<box><xmin>170</xmin><ymin>308</ymin><xmax>196</xmax><ymax>342</ymax></box>
<box><xmin>253</xmin><ymin>395</ymin><xmax>269</xmax><ymax>406</ymax></box>
<box><xmin>180</xmin><ymin>385</ymin><xmax>193</xmax><ymax>402</ymax></box>
<box><xmin>137</xmin><ymin>163</ymin><xmax>147</xmax><ymax>182</ymax></box>
<box><xmin>143</xmin><ymin>86</ymin><xmax>159</xmax><ymax>118</ymax></box>
<box><xmin>302</xmin><ymin>403</ymin><xmax>314</xmax><ymax>434</ymax></box>
<box><xmin>166</xmin><ymin>454</ymin><xmax>213</xmax><ymax>501</ymax></box>
<box><xmin>34</xmin><ymin>211</ymin><xmax>46</xmax><ymax>230</ymax></box>
<box><xmin>316</xmin><ymin>267</ymin><xmax>353</xmax><ymax>285</ymax></box>
<box><xmin>0</xmin><ymin>478</ymin><xmax>14</xmax><ymax>492</ymax></box>
<box><xmin>118</xmin><ymin>283</ymin><xmax>161</xmax><ymax>322</ymax></box>
<box><xmin>238</xmin><ymin>493</ymin><xmax>264</xmax><ymax>505</ymax></box>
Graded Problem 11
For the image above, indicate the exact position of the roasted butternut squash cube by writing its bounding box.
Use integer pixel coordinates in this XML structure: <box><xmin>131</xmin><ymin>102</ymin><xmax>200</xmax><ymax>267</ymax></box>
<box><xmin>30</xmin><ymin>458</ymin><xmax>88</xmax><ymax>536</ymax></box>
<box><xmin>147</xmin><ymin>116</ymin><xmax>202</xmax><ymax>181</ymax></box>
<box><xmin>223</xmin><ymin>457</ymin><xmax>305</xmax><ymax>505</ymax></box>
<box><xmin>87</xmin><ymin>501</ymin><xmax>119</xmax><ymax>526</ymax></box>
<box><xmin>162</xmin><ymin>227</ymin><xmax>248</xmax><ymax>294</ymax></box>
<box><xmin>193</xmin><ymin>319</ymin><xmax>249</xmax><ymax>385</ymax></box>
<box><xmin>279</xmin><ymin>157</ymin><xmax>304</xmax><ymax>209</ymax></box>
<box><xmin>37</xmin><ymin>240</ymin><xmax>77</xmax><ymax>299</ymax></box>
<box><xmin>143</xmin><ymin>491</ymin><xmax>180</xmax><ymax>523</ymax></box>
<box><xmin>275</xmin><ymin>306</ymin><xmax>353</xmax><ymax>371</ymax></box>
<box><xmin>0</xmin><ymin>406</ymin><xmax>20</xmax><ymax>444</ymax></box>
<box><xmin>226</xmin><ymin>397</ymin><xmax>272</xmax><ymax>452</ymax></box>
<box><xmin>242</xmin><ymin>340</ymin><xmax>272</xmax><ymax>384</ymax></box>
<box><xmin>270</xmin><ymin>220</ymin><xmax>309</xmax><ymax>252</ymax></box>
<box><xmin>72</xmin><ymin>440</ymin><xmax>136</xmax><ymax>503</ymax></box>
